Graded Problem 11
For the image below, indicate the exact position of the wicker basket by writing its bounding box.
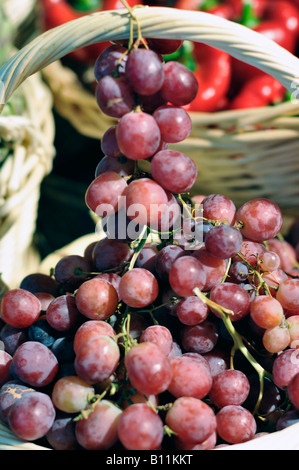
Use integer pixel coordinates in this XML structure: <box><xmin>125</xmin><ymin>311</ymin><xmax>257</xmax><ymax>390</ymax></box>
<box><xmin>0</xmin><ymin>71</ymin><xmax>55</xmax><ymax>288</ymax></box>
<box><xmin>1</xmin><ymin>6</ymin><xmax>299</xmax><ymax>450</ymax></box>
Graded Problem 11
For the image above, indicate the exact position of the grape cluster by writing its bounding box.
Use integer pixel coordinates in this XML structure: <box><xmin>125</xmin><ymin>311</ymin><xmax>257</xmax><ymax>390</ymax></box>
<box><xmin>1</xmin><ymin>38</ymin><xmax>299</xmax><ymax>451</ymax></box>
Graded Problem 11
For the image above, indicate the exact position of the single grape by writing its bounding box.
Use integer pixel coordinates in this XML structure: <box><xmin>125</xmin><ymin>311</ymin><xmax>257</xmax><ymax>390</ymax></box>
<box><xmin>0</xmin><ymin>382</ymin><xmax>35</xmax><ymax>424</ymax></box>
<box><xmin>124</xmin><ymin>342</ymin><xmax>172</xmax><ymax>395</ymax></box>
<box><xmin>216</xmin><ymin>405</ymin><xmax>257</xmax><ymax>444</ymax></box>
<box><xmin>139</xmin><ymin>90</ymin><xmax>167</xmax><ymax>114</ymax></box>
<box><xmin>267</xmin><ymin>238</ymin><xmax>297</xmax><ymax>272</ymax></box>
<box><xmin>75</xmin><ymin>278</ymin><xmax>119</xmax><ymax>321</ymax></box>
<box><xmin>228</xmin><ymin>261</ymin><xmax>249</xmax><ymax>283</ymax></box>
<box><xmin>286</xmin><ymin>315</ymin><xmax>299</xmax><ymax>347</ymax></box>
<box><xmin>236</xmin><ymin>198</ymin><xmax>283</xmax><ymax>242</ymax></box>
<box><xmin>276</xmin><ymin>279</ymin><xmax>299</xmax><ymax>310</ymax></box>
<box><xmin>118</xmin><ymin>268</ymin><xmax>159</xmax><ymax>308</ymax></box>
<box><xmin>12</xmin><ymin>341</ymin><xmax>58</xmax><ymax>387</ymax></box>
<box><xmin>155</xmin><ymin>244</ymin><xmax>184</xmax><ymax>281</ymax></box>
<box><xmin>192</xmin><ymin>247</ymin><xmax>227</xmax><ymax>291</ymax></box>
<box><xmin>263</xmin><ymin>325</ymin><xmax>290</xmax><ymax>355</ymax></box>
<box><xmin>135</xmin><ymin>244</ymin><xmax>158</xmax><ymax>273</ymax></box>
<box><xmin>101</xmin><ymin>125</ymin><xmax>122</xmax><ymax>158</ymax></box>
<box><xmin>165</xmin><ymin>396</ymin><xmax>216</xmax><ymax>444</ymax></box>
<box><xmin>85</xmin><ymin>171</ymin><xmax>128</xmax><ymax>216</ymax></box>
<box><xmin>51</xmin><ymin>376</ymin><xmax>95</xmax><ymax>413</ymax></box>
<box><xmin>176</xmin><ymin>296</ymin><xmax>209</xmax><ymax>326</ymax></box>
<box><xmin>209</xmin><ymin>282</ymin><xmax>251</xmax><ymax>322</ymax></box>
<box><xmin>272</xmin><ymin>348</ymin><xmax>299</xmax><ymax>389</ymax></box>
<box><xmin>46</xmin><ymin>295</ymin><xmax>81</xmax><ymax>331</ymax></box>
<box><xmin>160</xmin><ymin>61</ymin><xmax>199</xmax><ymax>106</ymax></box>
<box><xmin>0</xmin><ymin>324</ymin><xmax>27</xmax><ymax>355</ymax></box>
<box><xmin>8</xmin><ymin>391</ymin><xmax>56</xmax><ymax>441</ymax></box>
<box><xmin>209</xmin><ymin>369</ymin><xmax>250</xmax><ymax>408</ymax></box>
<box><xmin>250</xmin><ymin>295</ymin><xmax>284</xmax><ymax>330</ymax></box>
<box><xmin>73</xmin><ymin>320</ymin><xmax>115</xmax><ymax>354</ymax></box>
<box><xmin>0</xmin><ymin>288</ymin><xmax>41</xmax><ymax>328</ymax></box>
<box><xmin>92</xmin><ymin>238</ymin><xmax>133</xmax><ymax>272</ymax></box>
<box><xmin>75</xmin><ymin>335</ymin><xmax>120</xmax><ymax>384</ymax></box>
<box><xmin>54</xmin><ymin>254</ymin><xmax>91</xmax><ymax>292</ymax></box>
<box><xmin>19</xmin><ymin>273</ymin><xmax>59</xmax><ymax>296</ymax></box>
<box><xmin>75</xmin><ymin>400</ymin><xmax>122</xmax><ymax>450</ymax></box>
<box><xmin>95</xmin><ymin>75</ymin><xmax>135</xmax><ymax>118</ymax></box>
<box><xmin>203</xmin><ymin>349</ymin><xmax>229</xmax><ymax>377</ymax></box>
<box><xmin>153</xmin><ymin>105</ymin><xmax>192</xmax><ymax>143</ymax></box>
<box><xmin>116</xmin><ymin>111</ymin><xmax>161</xmax><ymax>160</ymax></box>
<box><xmin>180</xmin><ymin>320</ymin><xmax>219</xmax><ymax>354</ymax></box>
<box><xmin>145</xmin><ymin>38</ymin><xmax>183</xmax><ymax>55</ymax></box>
<box><xmin>46</xmin><ymin>414</ymin><xmax>78</xmax><ymax>450</ymax></box>
<box><xmin>202</xmin><ymin>193</ymin><xmax>236</xmax><ymax>225</ymax></box>
<box><xmin>205</xmin><ymin>224</ymin><xmax>243</xmax><ymax>259</ymax></box>
<box><xmin>167</xmin><ymin>353</ymin><xmax>212</xmax><ymax>399</ymax></box>
<box><xmin>258</xmin><ymin>251</ymin><xmax>281</xmax><ymax>272</ymax></box>
<box><xmin>117</xmin><ymin>403</ymin><xmax>164</xmax><ymax>450</ymax></box>
<box><xmin>150</xmin><ymin>149</ymin><xmax>197</xmax><ymax>194</ymax></box>
<box><xmin>95</xmin><ymin>155</ymin><xmax>135</xmax><ymax>177</ymax></box>
<box><xmin>140</xmin><ymin>325</ymin><xmax>173</xmax><ymax>356</ymax></box>
<box><xmin>233</xmin><ymin>240</ymin><xmax>266</xmax><ymax>267</ymax></box>
<box><xmin>169</xmin><ymin>255</ymin><xmax>207</xmax><ymax>297</ymax></box>
<box><xmin>125</xmin><ymin>48</ymin><xmax>164</xmax><ymax>96</ymax></box>
<box><xmin>94</xmin><ymin>44</ymin><xmax>128</xmax><ymax>81</ymax></box>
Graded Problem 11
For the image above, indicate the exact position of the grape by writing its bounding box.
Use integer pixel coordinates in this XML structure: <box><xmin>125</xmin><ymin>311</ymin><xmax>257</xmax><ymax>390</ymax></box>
<box><xmin>118</xmin><ymin>268</ymin><xmax>159</xmax><ymax>308</ymax></box>
<box><xmin>233</xmin><ymin>240</ymin><xmax>266</xmax><ymax>267</ymax></box>
<box><xmin>85</xmin><ymin>171</ymin><xmax>128</xmax><ymax>215</ymax></box>
<box><xmin>202</xmin><ymin>193</ymin><xmax>236</xmax><ymax>225</ymax></box>
<box><xmin>208</xmin><ymin>369</ymin><xmax>250</xmax><ymax>408</ymax></box>
<box><xmin>94</xmin><ymin>273</ymin><xmax>121</xmax><ymax>300</ymax></box>
<box><xmin>103</xmin><ymin>206</ymin><xmax>144</xmax><ymax>243</ymax></box>
<box><xmin>153</xmin><ymin>105</ymin><xmax>192</xmax><ymax>143</ymax></box>
<box><xmin>12</xmin><ymin>341</ymin><xmax>58</xmax><ymax>387</ymax></box>
<box><xmin>95</xmin><ymin>155</ymin><xmax>135</xmax><ymax>177</ymax></box>
<box><xmin>165</xmin><ymin>396</ymin><xmax>216</xmax><ymax>444</ymax></box>
<box><xmin>257</xmin><ymin>268</ymin><xmax>288</xmax><ymax>296</ymax></box>
<box><xmin>96</xmin><ymin>75</ymin><xmax>135</xmax><ymax>118</ymax></box>
<box><xmin>140</xmin><ymin>325</ymin><xmax>173</xmax><ymax>356</ymax></box>
<box><xmin>0</xmin><ymin>382</ymin><xmax>34</xmax><ymax>424</ymax></box>
<box><xmin>19</xmin><ymin>273</ymin><xmax>58</xmax><ymax>296</ymax></box>
<box><xmin>116</xmin><ymin>112</ymin><xmax>161</xmax><ymax>160</ymax></box>
<box><xmin>276</xmin><ymin>409</ymin><xmax>299</xmax><ymax>431</ymax></box>
<box><xmin>210</xmin><ymin>282</ymin><xmax>251</xmax><ymax>322</ymax></box>
<box><xmin>46</xmin><ymin>414</ymin><xmax>78</xmax><ymax>450</ymax></box>
<box><xmin>94</xmin><ymin>44</ymin><xmax>128</xmax><ymax>81</ymax></box>
<box><xmin>150</xmin><ymin>149</ymin><xmax>197</xmax><ymax>194</ymax></box>
<box><xmin>75</xmin><ymin>335</ymin><xmax>120</xmax><ymax>384</ymax></box>
<box><xmin>236</xmin><ymin>198</ymin><xmax>283</xmax><ymax>242</ymax></box>
<box><xmin>263</xmin><ymin>326</ymin><xmax>290</xmax><ymax>354</ymax></box>
<box><xmin>181</xmin><ymin>320</ymin><xmax>219</xmax><ymax>354</ymax></box>
<box><xmin>286</xmin><ymin>315</ymin><xmax>299</xmax><ymax>346</ymax></box>
<box><xmin>0</xmin><ymin>324</ymin><xmax>27</xmax><ymax>355</ymax></box>
<box><xmin>125</xmin><ymin>48</ymin><xmax>164</xmax><ymax>96</ymax></box>
<box><xmin>101</xmin><ymin>125</ymin><xmax>122</xmax><ymax>158</ymax></box>
<box><xmin>124</xmin><ymin>342</ymin><xmax>172</xmax><ymax>395</ymax></box>
<box><xmin>243</xmin><ymin>375</ymin><xmax>282</xmax><ymax>415</ymax></box>
<box><xmin>267</xmin><ymin>238</ymin><xmax>297</xmax><ymax>272</ymax></box>
<box><xmin>34</xmin><ymin>292</ymin><xmax>55</xmax><ymax>311</ymax></box>
<box><xmin>92</xmin><ymin>238</ymin><xmax>133</xmax><ymax>272</ymax></box>
<box><xmin>51</xmin><ymin>376</ymin><xmax>95</xmax><ymax>413</ymax></box>
<box><xmin>139</xmin><ymin>90</ymin><xmax>168</xmax><ymax>114</ymax></box>
<box><xmin>155</xmin><ymin>245</ymin><xmax>184</xmax><ymax>281</ymax></box>
<box><xmin>75</xmin><ymin>400</ymin><xmax>122</xmax><ymax>450</ymax></box>
<box><xmin>75</xmin><ymin>278</ymin><xmax>119</xmax><ymax>321</ymax></box>
<box><xmin>74</xmin><ymin>320</ymin><xmax>115</xmax><ymax>354</ymax></box>
<box><xmin>8</xmin><ymin>391</ymin><xmax>56</xmax><ymax>441</ymax></box>
<box><xmin>258</xmin><ymin>251</ymin><xmax>281</xmax><ymax>272</ymax></box>
<box><xmin>145</xmin><ymin>38</ymin><xmax>183</xmax><ymax>55</ymax></box>
<box><xmin>287</xmin><ymin>373</ymin><xmax>299</xmax><ymax>409</ymax></box>
<box><xmin>276</xmin><ymin>279</ymin><xmax>299</xmax><ymax>310</ymax></box>
<box><xmin>28</xmin><ymin>317</ymin><xmax>57</xmax><ymax>347</ymax></box>
<box><xmin>203</xmin><ymin>349</ymin><xmax>229</xmax><ymax>377</ymax></box>
<box><xmin>135</xmin><ymin>244</ymin><xmax>158</xmax><ymax>273</ymax></box>
<box><xmin>46</xmin><ymin>295</ymin><xmax>81</xmax><ymax>331</ymax></box>
<box><xmin>167</xmin><ymin>353</ymin><xmax>212</xmax><ymax>399</ymax></box>
<box><xmin>250</xmin><ymin>295</ymin><xmax>284</xmax><ymax>330</ymax></box>
<box><xmin>0</xmin><ymin>288</ymin><xmax>41</xmax><ymax>328</ymax></box>
<box><xmin>229</xmin><ymin>261</ymin><xmax>249</xmax><ymax>283</ymax></box>
<box><xmin>169</xmin><ymin>256</ymin><xmax>207</xmax><ymax>297</ymax></box>
<box><xmin>216</xmin><ymin>405</ymin><xmax>257</xmax><ymax>444</ymax></box>
<box><xmin>272</xmin><ymin>348</ymin><xmax>299</xmax><ymax>389</ymax></box>
<box><xmin>117</xmin><ymin>403</ymin><xmax>164</xmax><ymax>450</ymax></box>
<box><xmin>124</xmin><ymin>177</ymin><xmax>169</xmax><ymax>228</ymax></box>
<box><xmin>0</xmin><ymin>350</ymin><xmax>12</xmax><ymax>386</ymax></box>
<box><xmin>54</xmin><ymin>254</ymin><xmax>91</xmax><ymax>292</ymax></box>
<box><xmin>160</xmin><ymin>61</ymin><xmax>199</xmax><ymax>106</ymax></box>
<box><xmin>176</xmin><ymin>296</ymin><xmax>209</xmax><ymax>326</ymax></box>
<box><xmin>205</xmin><ymin>224</ymin><xmax>243</xmax><ymax>259</ymax></box>
<box><xmin>192</xmin><ymin>247</ymin><xmax>227</xmax><ymax>291</ymax></box>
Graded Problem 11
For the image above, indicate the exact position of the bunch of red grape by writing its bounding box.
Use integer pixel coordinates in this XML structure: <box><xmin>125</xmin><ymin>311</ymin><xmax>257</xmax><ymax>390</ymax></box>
<box><xmin>1</xmin><ymin>38</ymin><xmax>299</xmax><ymax>451</ymax></box>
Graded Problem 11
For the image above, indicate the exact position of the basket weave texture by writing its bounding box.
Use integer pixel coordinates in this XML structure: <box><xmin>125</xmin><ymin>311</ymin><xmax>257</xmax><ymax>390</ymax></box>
<box><xmin>0</xmin><ymin>71</ymin><xmax>55</xmax><ymax>288</ymax></box>
<box><xmin>1</xmin><ymin>6</ymin><xmax>299</xmax><ymax>450</ymax></box>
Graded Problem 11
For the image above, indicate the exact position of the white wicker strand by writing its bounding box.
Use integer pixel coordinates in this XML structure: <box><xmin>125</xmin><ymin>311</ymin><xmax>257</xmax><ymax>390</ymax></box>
<box><xmin>1</xmin><ymin>7</ymin><xmax>299</xmax><ymax>109</ymax></box>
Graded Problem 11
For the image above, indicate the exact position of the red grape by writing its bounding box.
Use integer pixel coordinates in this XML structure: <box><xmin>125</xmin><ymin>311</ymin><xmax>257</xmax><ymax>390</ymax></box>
<box><xmin>208</xmin><ymin>369</ymin><xmax>250</xmax><ymax>408</ymax></box>
<box><xmin>250</xmin><ymin>295</ymin><xmax>284</xmax><ymax>330</ymax></box>
<box><xmin>75</xmin><ymin>278</ymin><xmax>119</xmax><ymax>321</ymax></box>
<box><xmin>210</xmin><ymin>282</ymin><xmax>251</xmax><ymax>322</ymax></box>
<box><xmin>117</xmin><ymin>403</ymin><xmax>164</xmax><ymax>450</ymax></box>
<box><xmin>205</xmin><ymin>224</ymin><xmax>243</xmax><ymax>259</ymax></box>
<box><xmin>160</xmin><ymin>61</ymin><xmax>198</xmax><ymax>106</ymax></box>
<box><xmin>262</xmin><ymin>325</ymin><xmax>291</xmax><ymax>354</ymax></box>
<box><xmin>46</xmin><ymin>295</ymin><xmax>81</xmax><ymax>331</ymax></box>
<box><xmin>155</xmin><ymin>244</ymin><xmax>184</xmax><ymax>281</ymax></box>
<box><xmin>202</xmin><ymin>193</ymin><xmax>236</xmax><ymax>225</ymax></box>
<box><xmin>85</xmin><ymin>171</ymin><xmax>128</xmax><ymax>215</ymax></box>
<box><xmin>46</xmin><ymin>415</ymin><xmax>78</xmax><ymax>450</ymax></box>
<box><xmin>169</xmin><ymin>255</ymin><xmax>207</xmax><ymax>297</ymax></box>
<box><xmin>51</xmin><ymin>376</ymin><xmax>95</xmax><ymax>413</ymax></box>
<box><xmin>140</xmin><ymin>325</ymin><xmax>173</xmax><ymax>356</ymax></box>
<box><xmin>125</xmin><ymin>48</ymin><xmax>164</xmax><ymax>96</ymax></box>
<box><xmin>95</xmin><ymin>155</ymin><xmax>135</xmax><ymax>177</ymax></box>
<box><xmin>176</xmin><ymin>296</ymin><xmax>209</xmax><ymax>326</ymax></box>
<box><xmin>118</xmin><ymin>268</ymin><xmax>159</xmax><ymax>308</ymax></box>
<box><xmin>101</xmin><ymin>125</ymin><xmax>122</xmax><ymax>158</ymax></box>
<box><xmin>216</xmin><ymin>405</ymin><xmax>257</xmax><ymax>444</ymax></box>
<box><xmin>192</xmin><ymin>247</ymin><xmax>227</xmax><ymax>291</ymax></box>
<box><xmin>96</xmin><ymin>75</ymin><xmax>135</xmax><ymax>118</ymax></box>
<box><xmin>276</xmin><ymin>279</ymin><xmax>299</xmax><ymax>310</ymax></box>
<box><xmin>0</xmin><ymin>289</ymin><xmax>41</xmax><ymax>328</ymax></box>
<box><xmin>92</xmin><ymin>238</ymin><xmax>133</xmax><ymax>272</ymax></box>
<box><xmin>180</xmin><ymin>320</ymin><xmax>219</xmax><ymax>354</ymax></box>
<box><xmin>94</xmin><ymin>44</ymin><xmax>128</xmax><ymax>81</ymax></box>
<box><xmin>145</xmin><ymin>38</ymin><xmax>183</xmax><ymax>55</ymax></box>
<box><xmin>74</xmin><ymin>320</ymin><xmax>115</xmax><ymax>354</ymax></box>
<box><xmin>153</xmin><ymin>105</ymin><xmax>192</xmax><ymax>143</ymax></box>
<box><xmin>272</xmin><ymin>348</ymin><xmax>299</xmax><ymax>389</ymax></box>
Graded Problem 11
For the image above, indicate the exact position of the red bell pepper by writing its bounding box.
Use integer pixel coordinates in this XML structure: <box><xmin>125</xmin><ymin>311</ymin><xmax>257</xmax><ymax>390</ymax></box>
<box><xmin>39</xmin><ymin>0</ymin><xmax>141</xmax><ymax>64</ymax></box>
<box><xmin>229</xmin><ymin>74</ymin><xmax>285</xmax><ymax>109</ymax></box>
<box><xmin>184</xmin><ymin>42</ymin><xmax>232</xmax><ymax>112</ymax></box>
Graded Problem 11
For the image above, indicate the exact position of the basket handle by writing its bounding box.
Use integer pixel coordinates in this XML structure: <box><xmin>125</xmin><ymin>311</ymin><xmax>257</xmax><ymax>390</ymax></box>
<box><xmin>1</xmin><ymin>6</ymin><xmax>299</xmax><ymax>110</ymax></box>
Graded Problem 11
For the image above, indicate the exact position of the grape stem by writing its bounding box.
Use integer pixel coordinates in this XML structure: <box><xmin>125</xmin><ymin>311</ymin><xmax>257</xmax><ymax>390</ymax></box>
<box><xmin>236</xmin><ymin>252</ymin><xmax>272</xmax><ymax>297</ymax></box>
<box><xmin>119</xmin><ymin>0</ymin><xmax>148</xmax><ymax>50</ymax></box>
<box><xmin>193</xmin><ymin>287</ymin><xmax>272</xmax><ymax>415</ymax></box>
